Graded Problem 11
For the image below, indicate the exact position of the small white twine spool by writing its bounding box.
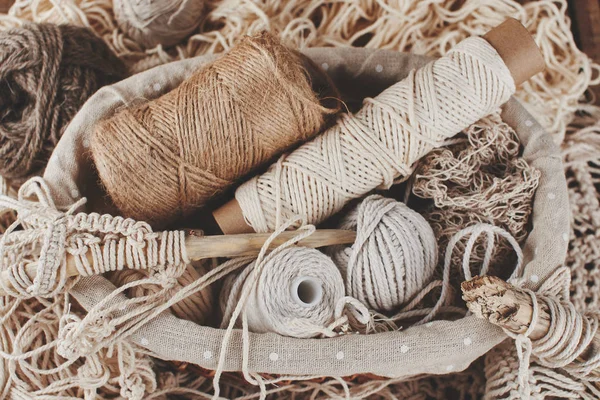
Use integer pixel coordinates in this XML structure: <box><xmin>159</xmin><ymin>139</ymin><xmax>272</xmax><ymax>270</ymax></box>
<box><xmin>220</xmin><ymin>247</ymin><xmax>345</xmax><ymax>338</ymax></box>
<box><xmin>113</xmin><ymin>0</ymin><xmax>205</xmax><ymax>48</ymax></box>
<box><xmin>330</xmin><ymin>195</ymin><xmax>438</xmax><ymax>312</ymax></box>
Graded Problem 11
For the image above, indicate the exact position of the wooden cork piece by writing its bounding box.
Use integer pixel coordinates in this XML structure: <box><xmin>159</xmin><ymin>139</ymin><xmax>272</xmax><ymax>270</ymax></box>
<box><xmin>462</xmin><ymin>275</ymin><xmax>550</xmax><ymax>340</ymax></box>
<box><xmin>483</xmin><ymin>18</ymin><xmax>545</xmax><ymax>86</ymax></box>
<box><xmin>462</xmin><ymin>276</ymin><xmax>600</xmax><ymax>357</ymax></box>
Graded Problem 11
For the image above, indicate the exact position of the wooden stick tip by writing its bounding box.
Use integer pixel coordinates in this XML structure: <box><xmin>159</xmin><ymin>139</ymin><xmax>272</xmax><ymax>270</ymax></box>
<box><xmin>461</xmin><ymin>275</ymin><xmax>520</xmax><ymax>325</ymax></box>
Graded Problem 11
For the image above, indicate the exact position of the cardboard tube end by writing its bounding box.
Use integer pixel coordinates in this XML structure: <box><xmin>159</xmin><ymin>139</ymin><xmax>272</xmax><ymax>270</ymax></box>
<box><xmin>213</xmin><ymin>199</ymin><xmax>255</xmax><ymax>234</ymax></box>
<box><xmin>483</xmin><ymin>18</ymin><xmax>545</xmax><ymax>86</ymax></box>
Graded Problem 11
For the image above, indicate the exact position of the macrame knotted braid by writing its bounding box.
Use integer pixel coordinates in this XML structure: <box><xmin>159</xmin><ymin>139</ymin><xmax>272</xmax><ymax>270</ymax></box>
<box><xmin>0</xmin><ymin>177</ymin><xmax>188</xmax><ymax>298</ymax></box>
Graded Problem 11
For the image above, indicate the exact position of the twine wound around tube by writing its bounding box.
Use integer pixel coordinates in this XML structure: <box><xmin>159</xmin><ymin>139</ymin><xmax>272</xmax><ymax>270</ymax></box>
<box><xmin>235</xmin><ymin>36</ymin><xmax>516</xmax><ymax>232</ymax></box>
<box><xmin>92</xmin><ymin>32</ymin><xmax>331</xmax><ymax>228</ymax></box>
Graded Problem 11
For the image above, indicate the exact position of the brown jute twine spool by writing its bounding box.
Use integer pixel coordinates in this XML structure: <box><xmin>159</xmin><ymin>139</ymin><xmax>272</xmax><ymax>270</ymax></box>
<box><xmin>0</xmin><ymin>23</ymin><xmax>127</xmax><ymax>183</ymax></box>
<box><xmin>92</xmin><ymin>32</ymin><xmax>332</xmax><ymax>228</ymax></box>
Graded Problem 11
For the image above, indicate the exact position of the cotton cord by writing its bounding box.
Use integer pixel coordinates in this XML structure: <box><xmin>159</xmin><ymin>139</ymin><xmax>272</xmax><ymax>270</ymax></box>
<box><xmin>14</xmin><ymin>0</ymin><xmax>591</xmax><ymax>146</ymax></box>
<box><xmin>57</xmin><ymin>250</ymin><xmax>244</xmax><ymax>362</ymax></box>
<box><xmin>412</xmin><ymin>112</ymin><xmax>540</xmax><ymax>275</ymax></box>
<box><xmin>92</xmin><ymin>32</ymin><xmax>331</xmax><ymax>228</ymax></box>
<box><xmin>1</xmin><ymin>2</ymin><xmax>597</xmax><ymax>398</ymax></box>
<box><xmin>0</xmin><ymin>23</ymin><xmax>127</xmax><ymax>182</ymax></box>
<box><xmin>110</xmin><ymin>261</ymin><xmax>214</xmax><ymax>324</ymax></box>
<box><xmin>113</xmin><ymin>0</ymin><xmax>205</xmax><ymax>48</ymax></box>
<box><xmin>213</xmin><ymin>220</ymin><xmax>369</xmax><ymax>400</ymax></box>
<box><xmin>220</xmin><ymin>246</ymin><xmax>347</xmax><ymax>338</ymax></box>
<box><xmin>329</xmin><ymin>195</ymin><xmax>437</xmax><ymax>312</ymax></box>
<box><xmin>498</xmin><ymin>268</ymin><xmax>600</xmax><ymax>400</ymax></box>
<box><xmin>235</xmin><ymin>36</ymin><xmax>515</xmax><ymax>233</ymax></box>
<box><xmin>0</xmin><ymin>178</ymin><xmax>230</xmax><ymax>364</ymax></box>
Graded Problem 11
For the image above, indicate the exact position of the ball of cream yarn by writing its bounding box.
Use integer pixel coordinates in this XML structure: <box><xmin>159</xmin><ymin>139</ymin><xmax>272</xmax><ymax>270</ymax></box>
<box><xmin>330</xmin><ymin>195</ymin><xmax>438</xmax><ymax>312</ymax></box>
<box><xmin>113</xmin><ymin>0</ymin><xmax>205</xmax><ymax>48</ymax></box>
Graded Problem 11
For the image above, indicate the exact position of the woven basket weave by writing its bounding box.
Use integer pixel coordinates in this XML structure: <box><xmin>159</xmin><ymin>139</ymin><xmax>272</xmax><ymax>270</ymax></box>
<box><xmin>43</xmin><ymin>48</ymin><xmax>569</xmax><ymax>382</ymax></box>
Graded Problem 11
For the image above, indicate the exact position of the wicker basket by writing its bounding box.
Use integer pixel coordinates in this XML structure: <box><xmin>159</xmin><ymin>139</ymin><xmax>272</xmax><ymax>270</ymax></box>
<box><xmin>43</xmin><ymin>48</ymin><xmax>569</xmax><ymax>384</ymax></box>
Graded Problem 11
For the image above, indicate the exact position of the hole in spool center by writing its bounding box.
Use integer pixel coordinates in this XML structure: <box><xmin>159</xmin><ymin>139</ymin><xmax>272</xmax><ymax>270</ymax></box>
<box><xmin>291</xmin><ymin>277</ymin><xmax>323</xmax><ymax>307</ymax></box>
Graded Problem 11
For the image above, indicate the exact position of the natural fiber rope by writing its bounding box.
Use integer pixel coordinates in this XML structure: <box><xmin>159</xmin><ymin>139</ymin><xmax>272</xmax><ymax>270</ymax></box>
<box><xmin>493</xmin><ymin>268</ymin><xmax>600</xmax><ymax>399</ymax></box>
<box><xmin>212</xmin><ymin>220</ymin><xmax>369</xmax><ymax>399</ymax></box>
<box><xmin>2</xmin><ymin>1</ymin><xmax>589</xmax><ymax>147</ymax></box>
<box><xmin>92</xmin><ymin>31</ymin><xmax>330</xmax><ymax>228</ymax></box>
<box><xmin>1</xmin><ymin>1</ymin><xmax>595</xmax><ymax>399</ymax></box>
<box><xmin>412</xmin><ymin>111</ymin><xmax>540</xmax><ymax>276</ymax></box>
<box><xmin>235</xmin><ymin>37</ymin><xmax>515</xmax><ymax>232</ymax></box>
<box><xmin>56</xmin><ymin>251</ymin><xmax>243</xmax><ymax>362</ymax></box>
<box><xmin>0</xmin><ymin>23</ymin><xmax>127</xmax><ymax>183</ymax></box>
<box><xmin>113</xmin><ymin>0</ymin><xmax>205</xmax><ymax>48</ymax></box>
<box><xmin>329</xmin><ymin>195</ymin><xmax>438</xmax><ymax>312</ymax></box>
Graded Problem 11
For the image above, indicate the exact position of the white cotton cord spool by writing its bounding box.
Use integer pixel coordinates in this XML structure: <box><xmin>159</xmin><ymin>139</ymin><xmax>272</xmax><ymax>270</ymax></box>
<box><xmin>219</xmin><ymin>247</ymin><xmax>346</xmax><ymax>338</ymax></box>
<box><xmin>234</xmin><ymin>36</ymin><xmax>516</xmax><ymax>233</ymax></box>
<box><xmin>113</xmin><ymin>0</ymin><xmax>205</xmax><ymax>48</ymax></box>
<box><xmin>329</xmin><ymin>195</ymin><xmax>438</xmax><ymax>312</ymax></box>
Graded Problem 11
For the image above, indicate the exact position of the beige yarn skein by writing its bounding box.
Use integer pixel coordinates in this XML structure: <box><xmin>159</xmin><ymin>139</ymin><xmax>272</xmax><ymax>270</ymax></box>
<box><xmin>113</xmin><ymin>0</ymin><xmax>205</xmax><ymax>48</ymax></box>
<box><xmin>330</xmin><ymin>195</ymin><xmax>437</xmax><ymax>312</ymax></box>
<box><xmin>92</xmin><ymin>32</ymin><xmax>329</xmax><ymax>228</ymax></box>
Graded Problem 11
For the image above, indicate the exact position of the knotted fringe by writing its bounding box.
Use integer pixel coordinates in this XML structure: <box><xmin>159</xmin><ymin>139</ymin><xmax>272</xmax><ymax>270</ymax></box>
<box><xmin>484</xmin><ymin>267</ymin><xmax>600</xmax><ymax>400</ymax></box>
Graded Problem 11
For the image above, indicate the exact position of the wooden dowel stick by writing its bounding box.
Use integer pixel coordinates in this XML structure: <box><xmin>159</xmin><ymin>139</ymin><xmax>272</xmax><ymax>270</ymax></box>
<box><xmin>462</xmin><ymin>275</ymin><xmax>600</xmax><ymax>349</ymax></box>
<box><xmin>0</xmin><ymin>229</ymin><xmax>356</xmax><ymax>297</ymax></box>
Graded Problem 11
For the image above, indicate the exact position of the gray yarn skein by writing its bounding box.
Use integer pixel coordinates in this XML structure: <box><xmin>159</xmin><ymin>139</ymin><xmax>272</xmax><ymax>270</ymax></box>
<box><xmin>330</xmin><ymin>195</ymin><xmax>438</xmax><ymax>312</ymax></box>
<box><xmin>113</xmin><ymin>0</ymin><xmax>205</xmax><ymax>48</ymax></box>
